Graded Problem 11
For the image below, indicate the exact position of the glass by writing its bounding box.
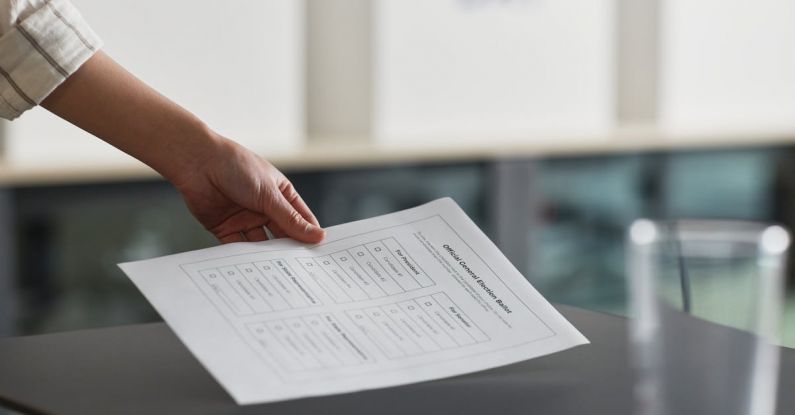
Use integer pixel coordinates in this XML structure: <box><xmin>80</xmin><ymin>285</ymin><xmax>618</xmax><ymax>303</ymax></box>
<box><xmin>627</xmin><ymin>220</ymin><xmax>789</xmax><ymax>415</ymax></box>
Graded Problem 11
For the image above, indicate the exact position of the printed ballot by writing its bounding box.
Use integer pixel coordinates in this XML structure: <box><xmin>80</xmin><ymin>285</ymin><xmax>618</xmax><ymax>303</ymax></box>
<box><xmin>119</xmin><ymin>198</ymin><xmax>588</xmax><ymax>405</ymax></box>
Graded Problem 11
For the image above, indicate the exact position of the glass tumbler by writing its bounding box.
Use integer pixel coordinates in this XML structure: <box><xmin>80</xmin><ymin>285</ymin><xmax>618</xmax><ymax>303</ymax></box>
<box><xmin>627</xmin><ymin>220</ymin><xmax>789</xmax><ymax>415</ymax></box>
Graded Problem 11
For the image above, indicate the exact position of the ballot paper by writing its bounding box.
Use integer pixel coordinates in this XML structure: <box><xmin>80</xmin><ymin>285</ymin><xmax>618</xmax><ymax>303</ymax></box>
<box><xmin>119</xmin><ymin>198</ymin><xmax>588</xmax><ymax>405</ymax></box>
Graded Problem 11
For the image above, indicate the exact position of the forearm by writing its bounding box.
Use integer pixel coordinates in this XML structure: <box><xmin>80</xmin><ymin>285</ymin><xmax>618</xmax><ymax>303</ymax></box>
<box><xmin>40</xmin><ymin>51</ymin><xmax>221</xmax><ymax>184</ymax></box>
<box><xmin>40</xmin><ymin>50</ymin><xmax>324</xmax><ymax>243</ymax></box>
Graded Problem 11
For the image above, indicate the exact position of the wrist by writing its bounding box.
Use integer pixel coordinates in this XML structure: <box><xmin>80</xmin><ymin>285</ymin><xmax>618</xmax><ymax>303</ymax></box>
<box><xmin>157</xmin><ymin>119</ymin><xmax>228</xmax><ymax>188</ymax></box>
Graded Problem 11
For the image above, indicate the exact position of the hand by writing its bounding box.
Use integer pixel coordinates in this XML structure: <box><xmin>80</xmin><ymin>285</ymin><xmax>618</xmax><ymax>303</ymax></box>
<box><xmin>174</xmin><ymin>136</ymin><xmax>325</xmax><ymax>244</ymax></box>
<box><xmin>39</xmin><ymin>52</ymin><xmax>323</xmax><ymax>244</ymax></box>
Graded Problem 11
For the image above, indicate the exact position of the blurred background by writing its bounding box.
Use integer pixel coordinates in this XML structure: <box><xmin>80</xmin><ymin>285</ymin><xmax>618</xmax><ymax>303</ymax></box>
<box><xmin>2</xmin><ymin>0</ymin><xmax>795</xmax><ymax>345</ymax></box>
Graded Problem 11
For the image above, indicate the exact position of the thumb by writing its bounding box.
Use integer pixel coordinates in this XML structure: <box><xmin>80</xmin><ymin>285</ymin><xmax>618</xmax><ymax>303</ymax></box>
<box><xmin>267</xmin><ymin>192</ymin><xmax>325</xmax><ymax>243</ymax></box>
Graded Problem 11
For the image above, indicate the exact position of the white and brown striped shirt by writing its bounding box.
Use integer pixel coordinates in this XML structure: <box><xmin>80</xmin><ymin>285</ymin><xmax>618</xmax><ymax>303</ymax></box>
<box><xmin>0</xmin><ymin>0</ymin><xmax>100</xmax><ymax>119</ymax></box>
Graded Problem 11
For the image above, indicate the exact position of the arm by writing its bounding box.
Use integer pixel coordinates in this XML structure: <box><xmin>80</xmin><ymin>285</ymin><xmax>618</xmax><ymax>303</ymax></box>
<box><xmin>41</xmin><ymin>51</ymin><xmax>325</xmax><ymax>244</ymax></box>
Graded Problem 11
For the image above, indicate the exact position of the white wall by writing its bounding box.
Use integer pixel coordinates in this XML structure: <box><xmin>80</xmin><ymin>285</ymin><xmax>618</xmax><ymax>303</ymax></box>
<box><xmin>3</xmin><ymin>0</ymin><xmax>304</xmax><ymax>167</ymax></box>
<box><xmin>373</xmin><ymin>0</ymin><xmax>615</xmax><ymax>144</ymax></box>
<box><xmin>660</xmin><ymin>0</ymin><xmax>795</xmax><ymax>134</ymax></box>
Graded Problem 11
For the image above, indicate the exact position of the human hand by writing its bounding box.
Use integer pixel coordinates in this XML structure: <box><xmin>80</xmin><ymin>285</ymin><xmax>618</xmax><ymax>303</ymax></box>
<box><xmin>38</xmin><ymin>52</ymin><xmax>323</xmax><ymax>244</ymax></box>
<box><xmin>173</xmin><ymin>136</ymin><xmax>325</xmax><ymax>244</ymax></box>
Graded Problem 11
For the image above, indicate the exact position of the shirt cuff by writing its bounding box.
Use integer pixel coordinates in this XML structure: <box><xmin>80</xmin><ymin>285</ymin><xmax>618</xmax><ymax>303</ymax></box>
<box><xmin>0</xmin><ymin>0</ymin><xmax>102</xmax><ymax>120</ymax></box>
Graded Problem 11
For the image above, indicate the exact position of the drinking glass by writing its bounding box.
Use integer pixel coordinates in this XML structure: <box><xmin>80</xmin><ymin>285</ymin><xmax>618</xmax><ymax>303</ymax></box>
<box><xmin>627</xmin><ymin>219</ymin><xmax>789</xmax><ymax>415</ymax></box>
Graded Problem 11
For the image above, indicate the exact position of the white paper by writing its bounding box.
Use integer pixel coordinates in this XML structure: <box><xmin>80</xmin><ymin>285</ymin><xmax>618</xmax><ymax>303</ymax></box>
<box><xmin>119</xmin><ymin>198</ymin><xmax>588</xmax><ymax>405</ymax></box>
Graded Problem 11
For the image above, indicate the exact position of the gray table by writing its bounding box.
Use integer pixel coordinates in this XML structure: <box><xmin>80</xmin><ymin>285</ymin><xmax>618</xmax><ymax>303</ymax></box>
<box><xmin>1</xmin><ymin>305</ymin><xmax>793</xmax><ymax>415</ymax></box>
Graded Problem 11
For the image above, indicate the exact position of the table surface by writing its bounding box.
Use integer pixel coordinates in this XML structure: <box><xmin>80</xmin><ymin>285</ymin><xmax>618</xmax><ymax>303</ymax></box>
<box><xmin>1</xmin><ymin>305</ymin><xmax>793</xmax><ymax>415</ymax></box>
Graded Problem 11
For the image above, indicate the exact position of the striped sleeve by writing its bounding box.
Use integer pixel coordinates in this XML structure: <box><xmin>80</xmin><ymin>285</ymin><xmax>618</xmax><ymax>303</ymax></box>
<box><xmin>0</xmin><ymin>0</ymin><xmax>101</xmax><ymax>120</ymax></box>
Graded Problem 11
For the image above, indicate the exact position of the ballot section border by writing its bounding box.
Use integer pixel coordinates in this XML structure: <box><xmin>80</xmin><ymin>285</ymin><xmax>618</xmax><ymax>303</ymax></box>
<box><xmin>344</xmin><ymin>291</ymin><xmax>490</xmax><ymax>360</ymax></box>
<box><xmin>178</xmin><ymin>213</ymin><xmax>559</xmax><ymax>382</ymax></box>
<box><xmin>194</xmin><ymin>258</ymin><xmax>323</xmax><ymax>317</ymax></box>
